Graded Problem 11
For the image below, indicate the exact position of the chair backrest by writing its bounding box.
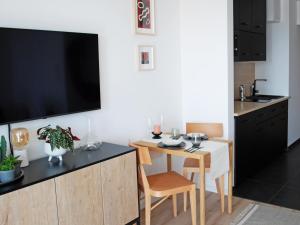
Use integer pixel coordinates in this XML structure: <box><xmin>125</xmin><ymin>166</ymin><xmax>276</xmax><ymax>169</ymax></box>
<box><xmin>186</xmin><ymin>122</ymin><xmax>223</xmax><ymax>138</ymax></box>
<box><xmin>129</xmin><ymin>144</ymin><xmax>152</xmax><ymax>190</ymax></box>
<box><xmin>129</xmin><ymin>144</ymin><xmax>152</xmax><ymax>165</ymax></box>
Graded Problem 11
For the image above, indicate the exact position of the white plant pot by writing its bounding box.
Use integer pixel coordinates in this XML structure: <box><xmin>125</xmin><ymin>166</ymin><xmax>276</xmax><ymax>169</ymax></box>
<box><xmin>44</xmin><ymin>143</ymin><xmax>67</xmax><ymax>162</ymax></box>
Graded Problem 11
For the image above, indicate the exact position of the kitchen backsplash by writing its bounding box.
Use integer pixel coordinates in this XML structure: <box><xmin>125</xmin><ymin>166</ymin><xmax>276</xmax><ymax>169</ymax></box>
<box><xmin>234</xmin><ymin>62</ymin><xmax>255</xmax><ymax>100</ymax></box>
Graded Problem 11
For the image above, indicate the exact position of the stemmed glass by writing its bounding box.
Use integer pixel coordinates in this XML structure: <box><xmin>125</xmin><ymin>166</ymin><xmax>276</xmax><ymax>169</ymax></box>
<box><xmin>191</xmin><ymin>133</ymin><xmax>201</xmax><ymax>148</ymax></box>
<box><xmin>171</xmin><ymin>128</ymin><xmax>180</xmax><ymax>139</ymax></box>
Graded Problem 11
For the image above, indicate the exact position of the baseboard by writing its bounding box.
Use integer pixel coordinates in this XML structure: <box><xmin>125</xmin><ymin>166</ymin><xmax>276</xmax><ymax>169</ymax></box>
<box><xmin>202</xmin><ymin>184</ymin><xmax>229</xmax><ymax>195</ymax></box>
<box><xmin>288</xmin><ymin>138</ymin><xmax>300</xmax><ymax>150</ymax></box>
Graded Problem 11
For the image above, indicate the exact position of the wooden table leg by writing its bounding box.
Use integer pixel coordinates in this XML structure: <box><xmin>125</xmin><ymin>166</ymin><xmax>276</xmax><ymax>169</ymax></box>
<box><xmin>167</xmin><ymin>154</ymin><xmax>173</xmax><ymax>200</ymax></box>
<box><xmin>167</xmin><ymin>154</ymin><xmax>172</xmax><ymax>172</ymax></box>
<box><xmin>228</xmin><ymin>143</ymin><xmax>233</xmax><ymax>214</ymax></box>
<box><xmin>199</xmin><ymin>156</ymin><xmax>206</xmax><ymax>225</ymax></box>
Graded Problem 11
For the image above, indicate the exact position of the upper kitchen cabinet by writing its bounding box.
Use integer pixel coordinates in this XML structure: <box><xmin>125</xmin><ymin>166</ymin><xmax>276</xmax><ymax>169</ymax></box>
<box><xmin>234</xmin><ymin>31</ymin><xmax>266</xmax><ymax>61</ymax></box>
<box><xmin>235</xmin><ymin>0</ymin><xmax>252</xmax><ymax>32</ymax></box>
<box><xmin>251</xmin><ymin>33</ymin><xmax>266</xmax><ymax>60</ymax></box>
<box><xmin>252</xmin><ymin>0</ymin><xmax>267</xmax><ymax>33</ymax></box>
<box><xmin>234</xmin><ymin>0</ymin><xmax>266</xmax><ymax>62</ymax></box>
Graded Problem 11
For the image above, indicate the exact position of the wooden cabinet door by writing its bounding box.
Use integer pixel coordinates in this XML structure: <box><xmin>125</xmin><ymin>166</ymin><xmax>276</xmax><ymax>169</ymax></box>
<box><xmin>101</xmin><ymin>152</ymin><xmax>139</xmax><ymax>225</ymax></box>
<box><xmin>55</xmin><ymin>164</ymin><xmax>104</xmax><ymax>225</ymax></box>
<box><xmin>277</xmin><ymin>112</ymin><xmax>288</xmax><ymax>153</ymax></box>
<box><xmin>235</xmin><ymin>31</ymin><xmax>266</xmax><ymax>62</ymax></box>
<box><xmin>236</xmin><ymin>0</ymin><xmax>252</xmax><ymax>31</ymax></box>
<box><xmin>235</xmin><ymin>31</ymin><xmax>252</xmax><ymax>61</ymax></box>
<box><xmin>235</xmin><ymin>113</ymin><xmax>256</xmax><ymax>185</ymax></box>
<box><xmin>234</xmin><ymin>0</ymin><xmax>240</xmax><ymax>30</ymax></box>
<box><xmin>0</xmin><ymin>179</ymin><xmax>58</xmax><ymax>225</ymax></box>
<box><xmin>251</xmin><ymin>33</ymin><xmax>266</xmax><ymax>61</ymax></box>
<box><xmin>254</xmin><ymin>120</ymin><xmax>269</xmax><ymax>169</ymax></box>
<box><xmin>252</xmin><ymin>0</ymin><xmax>266</xmax><ymax>33</ymax></box>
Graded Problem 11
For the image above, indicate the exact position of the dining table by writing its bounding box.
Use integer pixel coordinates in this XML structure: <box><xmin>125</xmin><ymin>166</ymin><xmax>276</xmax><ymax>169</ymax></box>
<box><xmin>133</xmin><ymin>135</ymin><xmax>233</xmax><ymax>225</ymax></box>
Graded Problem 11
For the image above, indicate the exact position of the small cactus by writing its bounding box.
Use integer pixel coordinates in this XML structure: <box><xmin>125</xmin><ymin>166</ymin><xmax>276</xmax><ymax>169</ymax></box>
<box><xmin>0</xmin><ymin>136</ymin><xmax>7</xmax><ymax>163</ymax></box>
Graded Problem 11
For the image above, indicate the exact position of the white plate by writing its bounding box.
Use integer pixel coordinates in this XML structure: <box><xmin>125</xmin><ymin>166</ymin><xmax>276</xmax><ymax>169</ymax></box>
<box><xmin>187</xmin><ymin>133</ymin><xmax>206</xmax><ymax>138</ymax></box>
<box><xmin>161</xmin><ymin>140</ymin><xmax>182</xmax><ymax>146</ymax></box>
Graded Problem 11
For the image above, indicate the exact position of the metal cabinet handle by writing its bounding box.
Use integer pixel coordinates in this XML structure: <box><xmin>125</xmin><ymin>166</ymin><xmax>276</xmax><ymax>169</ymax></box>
<box><xmin>254</xmin><ymin>53</ymin><xmax>264</xmax><ymax>56</ymax></box>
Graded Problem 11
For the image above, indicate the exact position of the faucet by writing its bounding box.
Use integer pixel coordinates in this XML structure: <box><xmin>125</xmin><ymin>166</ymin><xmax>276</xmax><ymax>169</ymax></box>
<box><xmin>239</xmin><ymin>85</ymin><xmax>246</xmax><ymax>101</ymax></box>
<box><xmin>252</xmin><ymin>79</ymin><xmax>267</xmax><ymax>96</ymax></box>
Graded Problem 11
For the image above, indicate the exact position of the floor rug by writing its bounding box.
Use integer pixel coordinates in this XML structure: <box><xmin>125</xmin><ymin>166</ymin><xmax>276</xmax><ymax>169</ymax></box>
<box><xmin>231</xmin><ymin>203</ymin><xmax>300</xmax><ymax>225</ymax></box>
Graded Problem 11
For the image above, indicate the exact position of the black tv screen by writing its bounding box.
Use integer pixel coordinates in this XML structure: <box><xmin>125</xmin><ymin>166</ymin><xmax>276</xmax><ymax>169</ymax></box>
<box><xmin>0</xmin><ymin>28</ymin><xmax>101</xmax><ymax>124</ymax></box>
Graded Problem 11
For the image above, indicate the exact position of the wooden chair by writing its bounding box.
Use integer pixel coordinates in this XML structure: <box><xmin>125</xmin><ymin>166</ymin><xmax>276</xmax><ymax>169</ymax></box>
<box><xmin>183</xmin><ymin>122</ymin><xmax>226</xmax><ymax>213</ymax></box>
<box><xmin>130</xmin><ymin>144</ymin><xmax>197</xmax><ymax>225</ymax></box>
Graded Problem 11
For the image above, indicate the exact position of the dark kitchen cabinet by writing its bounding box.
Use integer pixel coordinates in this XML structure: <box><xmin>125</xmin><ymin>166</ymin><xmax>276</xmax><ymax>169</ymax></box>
<box><xmin>234</xmin><ymin>31</ymin><xmax>266</xmax><ymax>61</ymax></box>
<box><xmin>235</xmin><ymin>111</ymin><xmax>256</xmax><ymax>184</ymax></box>
<box><xmin>234</xmin><ymin>0</ymin><xmax>266</xmax><ymax>62</ymax></box>
<box><xmin>234</xmin><ymin>31</ymin><xmax>251</xmax><ymax>61</ymax></box>
<box><xmin>234</xmin><ymin>100</ymin><xmax>288</xmax><ymax>186</ymax></box>
<box><xmin>252</xmin><ymin>0</ymin><xmax>267</xmax><ymax>34</ymax></box>
<box><xmin>234</xmin><ymin>0</ymin><xmax>266</xmax><ymax>34</ymax></box>
<box><xmin>235</xmin><ymin>0</ymin><xmax>252</xmax><ymax>32</ymax></box>
<box><xmin>251</xmin><ymin>33</ymin><xmax>266</xmax><ymax>61</ymax></box>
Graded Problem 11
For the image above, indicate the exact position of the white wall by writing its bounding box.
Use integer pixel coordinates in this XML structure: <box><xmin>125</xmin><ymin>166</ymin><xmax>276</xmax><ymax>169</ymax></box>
<box><xmin>180</xmin><ymin>0</ymin><xmax>234</xmax><ymax>192</ymax></box>
<box><xmin>255</xmin><ymin>0</ymin><xmax>289</xmax><ymax>96</ymax></box>
<box><xmin>180</xmin><ymin>0</ymin><xmax>234</xmax><ymax>139</ymax></box>
<box><xmin>0</xmin><ymin>0</ymin><xmax>235</xmax><ymax>193</ymax></box>
<box><xmin>0</xmin><ymin>0</ymin><xmax>183</xmax><ymax>163</ymax></box>
<box><xmin>289</xmin><ymin>0</ymin><xmax>300</xmax><ymax>145</ymax></box>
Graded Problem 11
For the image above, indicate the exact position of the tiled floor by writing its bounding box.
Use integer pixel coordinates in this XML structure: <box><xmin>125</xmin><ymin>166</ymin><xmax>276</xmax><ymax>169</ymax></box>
<box><xmin>234</xmin><ymin>142</ymin><xmax>300</xmax><ymax>210</ymax></box>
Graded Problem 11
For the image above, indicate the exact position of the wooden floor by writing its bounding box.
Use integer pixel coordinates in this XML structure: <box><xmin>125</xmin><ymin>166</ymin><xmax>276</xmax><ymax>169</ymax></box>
<box><xmin>140</xmin><ymin>191</ymin><xmax>252</xmax><ymax>225</ymax></box>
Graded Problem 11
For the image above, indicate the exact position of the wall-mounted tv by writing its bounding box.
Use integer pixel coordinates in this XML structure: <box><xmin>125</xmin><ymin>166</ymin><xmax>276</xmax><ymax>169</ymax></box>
<box><xmin>0</xmin><ymin>27</ymin><xmax>101</xmax><ymax>125</ymax></box>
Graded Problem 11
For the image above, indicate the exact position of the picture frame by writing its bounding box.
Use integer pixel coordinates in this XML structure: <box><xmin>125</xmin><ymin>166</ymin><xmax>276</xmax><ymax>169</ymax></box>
<box><xmin>134</xmin><ymin>0</ymin><xmax>155</xmax><ymax>35</ymax></box>
<box><xmin>138</xmin><ymin>45</ymin><xmax>155</xmax><ymax>71</ymax></box>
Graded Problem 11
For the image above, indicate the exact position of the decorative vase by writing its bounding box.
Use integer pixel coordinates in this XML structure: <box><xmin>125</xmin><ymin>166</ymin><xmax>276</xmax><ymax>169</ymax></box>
<box><xmin>0</xmin><ymin>169</ymin><xmax>15</xmax><ymax>183</ymax></box>
<box><xmin>44</xmin><ymin>143</ymin><xmax>67</xmax><ymax>162</ymax></box>
<box><xmin>13</xmin><ymin>149</ymin><xmax>29</xmax><ymax>167</ymax></box>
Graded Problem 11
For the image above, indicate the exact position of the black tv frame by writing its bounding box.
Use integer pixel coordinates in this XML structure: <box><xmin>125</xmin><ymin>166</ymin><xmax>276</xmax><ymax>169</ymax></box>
<box><xmin>0</xmin><ymin>27</ymin><xmax>101</xmax><ymax>126</ymax></box>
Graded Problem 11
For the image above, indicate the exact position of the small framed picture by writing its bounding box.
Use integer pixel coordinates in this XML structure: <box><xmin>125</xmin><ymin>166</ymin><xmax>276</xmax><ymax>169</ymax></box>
<box><xmin>138</xmin><ymin>45</ymin><xmax>155</xmax><ymax>71</ymax></box>
<box><xmin>134</xmin><ymin>0</ymin><xmax>155</xmax><ymax>35</ymax></box>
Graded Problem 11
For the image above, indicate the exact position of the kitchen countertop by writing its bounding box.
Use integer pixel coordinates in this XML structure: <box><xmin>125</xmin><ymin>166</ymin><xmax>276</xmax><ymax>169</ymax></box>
<box><xmin>234</xmin><ymin>96</ymin><xmax>290</xmax><ymax>117</ymax></box>
<box><xmin>0</xmin><ymin>142</ymin><xmax>135</xmax><ymax>196</ymax></box>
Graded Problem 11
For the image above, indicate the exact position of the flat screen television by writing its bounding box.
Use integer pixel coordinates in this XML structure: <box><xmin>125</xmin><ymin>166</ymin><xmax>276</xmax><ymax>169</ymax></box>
<box><xmin>0</xmin><ymin>27</ymin><xmax>101</xmax><ymax>125</ymax></box>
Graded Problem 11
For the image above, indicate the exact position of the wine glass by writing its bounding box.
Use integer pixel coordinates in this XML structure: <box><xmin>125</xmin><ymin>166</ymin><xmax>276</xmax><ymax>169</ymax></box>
<box><xmin>171</xmin><ymin>128</ymin><xmax>180</xmax><ymax>139</ymax></box>
<box><xmin>191</xmin><ymin>133</ymin><xmax>201</xmax><ymax>148</ymax></box>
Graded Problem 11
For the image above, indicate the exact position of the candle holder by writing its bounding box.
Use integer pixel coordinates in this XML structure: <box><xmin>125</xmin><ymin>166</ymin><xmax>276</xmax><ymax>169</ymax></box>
<box><xmin>11</xmin><ymin>128</ymin><xmax>30</xmax><ymax>167</ymax></box>
<box><xmin>152</xmin><ymin>132</ymin><xmax>162</xmax><ymax>139</ymax></box>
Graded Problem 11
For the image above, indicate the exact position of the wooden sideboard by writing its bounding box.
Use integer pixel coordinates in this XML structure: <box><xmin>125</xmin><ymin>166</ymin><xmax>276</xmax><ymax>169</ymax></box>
<box><xmin>0</xmin><ymin>143</ymin><xmax>139</xmax><ymax>225</ymax></box>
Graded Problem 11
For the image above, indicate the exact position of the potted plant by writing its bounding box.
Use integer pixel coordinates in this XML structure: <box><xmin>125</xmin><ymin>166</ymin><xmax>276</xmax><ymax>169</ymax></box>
<box><xmin>0</xmin><ymin>136</ymin><xmax>21</xmax><ymax>183</ymax></box>
<box><xmin>37</xmin><ymin>125</ymin><xmax>80</xmax><ymax>162</ymax></box>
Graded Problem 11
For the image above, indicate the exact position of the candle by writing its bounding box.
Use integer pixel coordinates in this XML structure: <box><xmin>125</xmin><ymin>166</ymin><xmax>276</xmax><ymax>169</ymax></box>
<box><xmin>153</xmin><ymin>124</ymin><xmax>161</xmax><ymax>134</ymax></box>
<box><xmin>148</xmin><ymin>118</ymin><xmax>152</xmax><ymax>128</ymax></box>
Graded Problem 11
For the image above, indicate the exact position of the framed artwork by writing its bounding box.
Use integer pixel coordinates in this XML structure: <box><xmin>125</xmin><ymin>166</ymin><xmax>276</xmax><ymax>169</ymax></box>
<box><xmin>134</xmin><ymin>0</ymin><xmax>155</xmax><ymax>35</ymax></box>
<box><xmin>138</xmin><ymin>45</ymin><xmax>155</xmax><ymax>71</ymax></box>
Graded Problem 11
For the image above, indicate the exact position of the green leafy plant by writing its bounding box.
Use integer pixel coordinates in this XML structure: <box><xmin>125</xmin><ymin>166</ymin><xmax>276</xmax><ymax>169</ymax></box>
<box><xmin>0</xmin><ymin>135</ymin><xmax>7</xmax><ymax>163</ymax></box>
<box><xmin>0</xmin><ymin>155</ymin><xmax>20</xmax><ymax>171</ymax></box>
<box><xmin>37</xmin><ymin>125</ymin><xmax>80</xmax><ymax>151</ymax></box>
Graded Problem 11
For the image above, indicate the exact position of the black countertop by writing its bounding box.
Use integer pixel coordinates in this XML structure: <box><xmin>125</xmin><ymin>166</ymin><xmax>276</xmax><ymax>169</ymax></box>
<box><xmin>0</xmin><ymin>142</ymin><xmax>135</xmax><ymax>196</ymax></box>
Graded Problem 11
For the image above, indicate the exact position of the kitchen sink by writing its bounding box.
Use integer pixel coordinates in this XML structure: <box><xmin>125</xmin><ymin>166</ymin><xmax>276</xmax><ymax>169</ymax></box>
<box><xmin>244</xmin><ymin>95</ymin><xmax>284</xmax><ymax>103</ymax></box>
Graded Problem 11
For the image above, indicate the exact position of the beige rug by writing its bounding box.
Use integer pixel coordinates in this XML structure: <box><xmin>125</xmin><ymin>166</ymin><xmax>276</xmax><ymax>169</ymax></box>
<box><xmin>231</xmin><ymin>203</ymin><xmax>300</xmax><ymax>225</ymax></box>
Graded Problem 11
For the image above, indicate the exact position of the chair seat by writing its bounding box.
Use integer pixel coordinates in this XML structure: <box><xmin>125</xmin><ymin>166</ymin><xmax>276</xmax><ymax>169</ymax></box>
<box><xmin>147</xmin><ymin>171</ymin><xmax>194</xmax><ymax>197</ymax></box>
